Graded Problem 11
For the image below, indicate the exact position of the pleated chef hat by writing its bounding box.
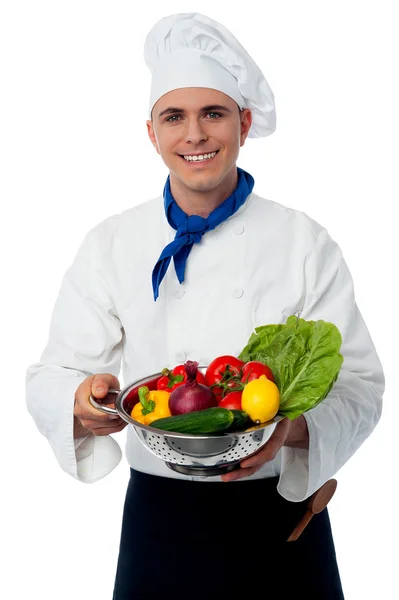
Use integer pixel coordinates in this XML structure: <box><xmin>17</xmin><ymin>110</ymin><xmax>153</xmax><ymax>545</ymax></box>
<box><xmin>144</xmin><ymin>13</ymin><xmax>276</xmax><ymax>138</ymax></box>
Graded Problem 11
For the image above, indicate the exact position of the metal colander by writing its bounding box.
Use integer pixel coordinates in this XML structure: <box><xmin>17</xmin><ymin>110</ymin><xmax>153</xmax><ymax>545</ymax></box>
<box><xmin>89</xmin><ymin>368</ymin><xmax>282</xmax><ymax>477</ymax></box>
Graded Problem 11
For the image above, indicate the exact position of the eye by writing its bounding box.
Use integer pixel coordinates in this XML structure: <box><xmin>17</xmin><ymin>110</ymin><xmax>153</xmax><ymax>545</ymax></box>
<box><xmin>165</xmin><ymin>115</ymin><xmax>182</xmax><ymax>122</ymax></box>
<box><xmin>206</xmin><ymin>112</ymin><xmax>222</xmax><ymax>119</ymax></box>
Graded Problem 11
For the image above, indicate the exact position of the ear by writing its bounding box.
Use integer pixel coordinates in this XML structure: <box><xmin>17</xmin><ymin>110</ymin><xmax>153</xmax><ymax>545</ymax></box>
<box><xmin>146</xmin><ymin>120</ymin><xmax>160</xmax><ymax>154</ymax></box>
<box><xmin>239</xmin><ymin>109</ymin><xmax>253</xmax><ymax>147</ymax></box>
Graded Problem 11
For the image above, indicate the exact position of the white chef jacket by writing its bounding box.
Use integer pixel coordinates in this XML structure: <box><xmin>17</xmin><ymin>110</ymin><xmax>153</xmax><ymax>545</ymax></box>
<box><xmin>25</xmin><ymin>191</ymin><xmax>385</xmax><ymax>502</ymax></box>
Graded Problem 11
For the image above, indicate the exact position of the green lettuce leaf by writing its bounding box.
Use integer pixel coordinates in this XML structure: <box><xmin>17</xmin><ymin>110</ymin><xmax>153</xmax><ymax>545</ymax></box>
<box><xmin>238</xmin><ymin>323</ymin><xmax>287</xmax><ymax>363</ymax></box>
<box><xmin>238</xmin><ymin>316</ymin><xmax>344</xmax><ymax>419</ymax></box>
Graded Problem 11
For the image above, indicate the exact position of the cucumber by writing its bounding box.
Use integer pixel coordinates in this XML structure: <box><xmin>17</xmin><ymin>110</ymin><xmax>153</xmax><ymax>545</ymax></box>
<box><xmin>229</xmin><ymin>410</ymin><xmax>251</xmax><ymax>431</ymax></box>
<box><xmin>151</xmin><ymin>407</ymin><xmax>234</xmax><ymax>434</ymax></box>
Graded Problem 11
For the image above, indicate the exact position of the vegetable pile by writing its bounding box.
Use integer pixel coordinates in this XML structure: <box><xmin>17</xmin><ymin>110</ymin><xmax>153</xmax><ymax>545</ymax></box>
<box><xmin>130</xmin><ymin>316</ymin><xmax>344</xmax><ymax>435</ymax></box>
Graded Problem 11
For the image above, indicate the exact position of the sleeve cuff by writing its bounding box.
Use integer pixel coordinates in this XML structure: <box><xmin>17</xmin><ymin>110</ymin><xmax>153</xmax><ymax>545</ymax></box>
<box><xmin>48</xmin><ymin>379</ymin><xmax>123</xmax><ymax>483</ymax></box>
<box><xmin>74</xmin><ymin>435</ymin><xmax>123</xmax><ymax>483</ymax></box>
<box><xmin>277</xmin><ymin>411</ymin><xmax>320</xmax><ymax>502</ymax></box>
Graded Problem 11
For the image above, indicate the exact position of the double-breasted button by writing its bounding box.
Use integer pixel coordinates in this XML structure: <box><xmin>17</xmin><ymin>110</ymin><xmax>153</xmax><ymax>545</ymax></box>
<box><xmin>233</xmin><ymin>224</ymin><xmax>245</xmax><ymax>235</ymax></box>
<box><xmin>174</xmin><ymin>289</ymin><xmax>185</xmax><ymax>299</ymax></box>
<box><xmin>232</xmin><ymin>287</ymin><xmax>244</xmax><ymax>299</ymax></box>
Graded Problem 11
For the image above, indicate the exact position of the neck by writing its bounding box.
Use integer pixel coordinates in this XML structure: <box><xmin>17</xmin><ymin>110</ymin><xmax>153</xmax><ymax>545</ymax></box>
<box><xmin>169</xmin><ymin>167</ymin><xmax>238</xmax><ymax>217</ymax></box>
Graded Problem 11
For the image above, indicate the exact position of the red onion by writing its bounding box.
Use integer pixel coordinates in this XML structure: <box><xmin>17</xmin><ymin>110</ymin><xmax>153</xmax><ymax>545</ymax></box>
<box><xmin>169</xmin><ymin>361</ymin><xmax>217</xmax><ymax>415</ymax></box>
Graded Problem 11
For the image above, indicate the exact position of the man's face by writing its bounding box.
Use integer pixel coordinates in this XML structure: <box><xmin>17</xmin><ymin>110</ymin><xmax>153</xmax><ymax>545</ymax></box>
<box><xmin>147</xmin><ymin>88</ymin><xmax>252</xmax><ymax>195</ymax></box>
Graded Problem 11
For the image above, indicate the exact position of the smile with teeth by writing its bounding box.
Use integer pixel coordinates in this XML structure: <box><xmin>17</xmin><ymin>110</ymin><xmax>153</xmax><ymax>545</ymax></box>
<box><xmin>182</xmin><ymin>151</ymin><xmax>218</xmax><ymax>162</ymax></box>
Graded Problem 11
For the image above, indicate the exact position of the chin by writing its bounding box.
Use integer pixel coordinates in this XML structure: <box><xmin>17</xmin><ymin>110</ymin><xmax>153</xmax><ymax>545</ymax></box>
<box><xmin>173</xmin><ymin>168</ymin><xmax>224</xmax><ymax>193</ymax></box>
<box><xmin>182</xmin><ymin>177</ymin><xmax>220</xmax><ymax>193</ymax></box>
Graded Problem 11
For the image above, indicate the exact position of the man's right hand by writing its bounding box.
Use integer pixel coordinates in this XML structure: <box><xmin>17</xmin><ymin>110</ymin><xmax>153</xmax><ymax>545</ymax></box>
<box><xmin>73</xmin><ymin>374</ymin><xmax>127</xmax><ymax>438</ymax></box>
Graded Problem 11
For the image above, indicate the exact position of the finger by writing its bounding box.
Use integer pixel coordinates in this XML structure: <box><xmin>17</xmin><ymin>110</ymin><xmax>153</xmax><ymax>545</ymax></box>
<box><xmin>75</xmin><ymin>405</ymin><xmax>120</xmax><ymax>423</ymax></box>
<box><xmin>90</xmin><ymin>377</ymin><xmax>121</xmax><ymax>418</ymax></box>
<box><xmin>239</xmin><ymin>419</ymin><xmax>291</xmax><ymax>468</ymax></box>
<box><xmin>240</xmin><ymin>440</ymin><xmax>281</xmax><ymax>468</ymax></box>
<box><xmin>75</xmin><ymin>377</ymin><xmax>120</xmax><ymax>421</ymax></box>
<box><xmin>92</xmin><ymin>374</ymin><xmax>120</xmax><ymax>398</ymax></box>
<box><xmin>221</xmin><ymin>466</ymin><xmax>259</xmax><ymax>482</ymax></box>
<box><xmin>240</xmin><ymin>440</ymin><xmax>283</xmax><ymax>468</ymax></box>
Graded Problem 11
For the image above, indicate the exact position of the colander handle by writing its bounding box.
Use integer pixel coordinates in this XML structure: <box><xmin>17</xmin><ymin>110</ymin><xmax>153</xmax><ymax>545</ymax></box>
<box><xmin>89</xmin><ymin>388</ymin><xmax>120</xmax><ymax>415</ymax></box>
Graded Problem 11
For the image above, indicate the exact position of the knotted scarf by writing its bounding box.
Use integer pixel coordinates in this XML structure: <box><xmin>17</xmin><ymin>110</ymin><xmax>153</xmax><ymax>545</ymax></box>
<box><xmin>152</xmin><ymin>167</ymin><xmax>254</xmax><ymax>300</ymax></box>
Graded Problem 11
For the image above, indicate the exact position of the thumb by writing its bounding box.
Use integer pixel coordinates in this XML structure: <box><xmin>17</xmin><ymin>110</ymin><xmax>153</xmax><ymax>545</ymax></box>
<box><xmin>92</xmin><ymin>374</ymin><xmax>120</xmax><ymax>398</ymax></box>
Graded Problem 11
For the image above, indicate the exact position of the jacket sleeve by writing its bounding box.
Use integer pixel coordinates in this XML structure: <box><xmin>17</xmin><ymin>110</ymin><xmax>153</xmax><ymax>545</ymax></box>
<box><xmin>25</xmin><ymin>224</ymin><xmax>124</xmax><ymax>483</ymax></box>
<box><xmin>277</xmin><ymin>227</ymin><xmax>385</xmax><ymax>502</ymax></box>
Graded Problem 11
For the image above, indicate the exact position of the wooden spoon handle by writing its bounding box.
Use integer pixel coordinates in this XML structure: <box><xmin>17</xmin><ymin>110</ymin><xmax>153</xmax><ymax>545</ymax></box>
<box><xmin>287</xmin><ymin>478</ymin><xmax>338</xmax><ymax>542</ymax></box>
<box><xmin>287</xmin><ymin>510</ymin><xmax>313</xmax><ymax>542</ymax></box>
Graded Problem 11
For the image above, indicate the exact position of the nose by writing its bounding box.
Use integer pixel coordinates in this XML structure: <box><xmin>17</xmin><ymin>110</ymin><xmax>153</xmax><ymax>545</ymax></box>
<box><xmin>184</xmin><ymin>117</ymin><xmax>208</xmax><ymax>145</ymax></box>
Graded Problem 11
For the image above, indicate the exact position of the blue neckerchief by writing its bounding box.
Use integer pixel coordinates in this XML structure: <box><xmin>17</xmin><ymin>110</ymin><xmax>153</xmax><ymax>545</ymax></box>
<box><xmin>152</xmin><ymin>167</ymin><xmax>255</xmax><ymax>301</ymax></box>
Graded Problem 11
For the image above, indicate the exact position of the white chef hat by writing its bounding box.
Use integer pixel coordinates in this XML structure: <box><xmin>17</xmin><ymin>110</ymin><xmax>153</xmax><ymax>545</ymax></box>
<box><xmin>143</xmin><ymin>13</ymin><xmax>276</xmax><ymax>138</ymax></box>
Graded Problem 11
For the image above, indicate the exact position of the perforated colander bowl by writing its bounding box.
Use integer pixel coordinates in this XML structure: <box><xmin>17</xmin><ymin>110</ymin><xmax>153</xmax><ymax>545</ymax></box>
<box><xmin>89</xmin><ymin>368</ymin><xmax>283</xmax><ymax>477</ymax></box>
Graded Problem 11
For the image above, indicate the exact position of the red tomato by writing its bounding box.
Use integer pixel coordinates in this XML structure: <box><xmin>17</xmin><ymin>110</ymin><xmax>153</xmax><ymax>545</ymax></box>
<box><xmin>241</xmin><ymin>361</ymin><xmax>275</xmax><ymax>383</ymax></box>
<box><xmin>227</xmin><ymin>380</ymin><xmax>243</xmax><ymax>392</ymax></box>
<box><xmin>205</xmin><ymin>355</ymin><xmax>245</xmax><ymax>387</ymax></box>
<box><xmin>210</xmin><ymin>385</ymin><xmax>224</xmax><ymax>403</ymax></box>
<box><xmin>218</xmin><ymin>391</ymin><xmax>242</xmax><ymax>410</ymax></box>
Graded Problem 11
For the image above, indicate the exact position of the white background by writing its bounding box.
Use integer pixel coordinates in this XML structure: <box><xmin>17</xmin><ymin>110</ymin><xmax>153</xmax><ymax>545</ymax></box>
<box><xmin>1</xmin><ymin>1</ymin><xmax>397</xmax><ymax>599</ymax></box>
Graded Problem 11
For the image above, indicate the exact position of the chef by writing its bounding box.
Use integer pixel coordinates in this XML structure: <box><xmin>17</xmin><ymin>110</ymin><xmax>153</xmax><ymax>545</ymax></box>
<box><xmin>26</xmin><ymin>12</ymin><xmax>384</xmax><ymax>599</ymax></box>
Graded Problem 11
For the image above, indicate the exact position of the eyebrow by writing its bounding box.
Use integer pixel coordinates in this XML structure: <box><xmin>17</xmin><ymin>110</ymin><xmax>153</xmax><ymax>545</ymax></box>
<box><xmin>158</xmin><ymin>104</ymin><xmax>233</xmax><ymax>118</ymax></box>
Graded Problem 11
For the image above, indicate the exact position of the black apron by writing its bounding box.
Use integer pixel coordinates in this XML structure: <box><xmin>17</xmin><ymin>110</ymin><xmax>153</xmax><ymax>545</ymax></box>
<box><xmin>113</xmin><ymin>468</ymin><xmax>344</xmax><ymax>599</ymax></box>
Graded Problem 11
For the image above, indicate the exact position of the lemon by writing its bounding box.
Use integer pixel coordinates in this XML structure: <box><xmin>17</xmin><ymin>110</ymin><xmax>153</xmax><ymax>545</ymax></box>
<box><xmin>242</xmin><ymin>375</ymin><xmax>280</xmax><ymax>423</ymax></box>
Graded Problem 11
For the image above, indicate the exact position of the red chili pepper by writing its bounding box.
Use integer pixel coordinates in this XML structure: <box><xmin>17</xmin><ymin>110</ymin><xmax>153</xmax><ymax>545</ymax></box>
<box><xmin>157</xmin><ymin>365</ymin><xmax>206</xmax><ymax>392</ymax></box>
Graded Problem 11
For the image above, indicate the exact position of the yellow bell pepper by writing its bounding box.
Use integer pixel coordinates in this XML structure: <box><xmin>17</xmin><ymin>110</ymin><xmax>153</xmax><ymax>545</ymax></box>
<box><xmin>241</xmin><ymin>374</ymin><xmax>280</xmax><ymax>423</ymax></box>
<box><xmin>131</xmin><ymin>386</ymin><xmax>171</xmax><ymax>425</ymax></box>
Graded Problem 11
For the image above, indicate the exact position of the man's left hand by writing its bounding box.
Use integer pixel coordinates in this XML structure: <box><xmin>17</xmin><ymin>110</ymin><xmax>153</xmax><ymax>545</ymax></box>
<box><xmin>221</xmin><ymin>415</ymin><xmax>309</xmax><ymax>482</ymax></box>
